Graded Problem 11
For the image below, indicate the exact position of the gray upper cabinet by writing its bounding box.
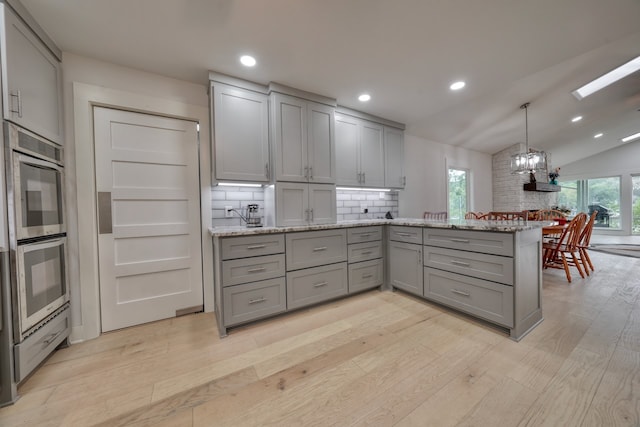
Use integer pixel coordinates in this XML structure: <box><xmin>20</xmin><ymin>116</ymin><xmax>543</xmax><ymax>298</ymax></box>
<box><xmin>1</xmin><ymin>5</ymin><xmax>63</xmax><ymax>145</ymax></box>
<box><xmin>211</xmin><ymin>82</ymin><xmax>270</xmax><ymax>182</ymax></box>
<box><xmin>269</xmin><ymin>182</ymin><xmax>336</xmax><ymax>227</ymax></box>
<box><xmin>272</xmin><ymin>92</ymin><xmax>335</xmax><ymax>184</ymax></box>
<box><xmin>335</xmin><ymin>113</ymin><xmax>385</xmax><ymax>188</ymax></box>
<box><xmin>384</xmin><ymin>126</ymin><xmax>405</xmax><ymax>189</ymax></box>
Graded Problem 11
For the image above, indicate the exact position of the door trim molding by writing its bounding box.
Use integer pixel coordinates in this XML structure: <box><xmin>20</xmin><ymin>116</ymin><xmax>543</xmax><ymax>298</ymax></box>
<box><xmin>71</xmin><ymin>82</ymin><xmax>212</xmax><ymax>342</ymax></box>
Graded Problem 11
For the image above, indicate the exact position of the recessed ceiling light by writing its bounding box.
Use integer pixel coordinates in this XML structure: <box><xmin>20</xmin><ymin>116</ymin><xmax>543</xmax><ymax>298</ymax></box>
<box><xmin>450</xmin><ymin>81</ymin><xmax>466</xmax><ymax>91</ymax></box>
<box><xmin>572</xmin><ymin>116</ymin><xmax>583</xmax><ymax>123</ymax></box>
<box><xmin>621</xmin><ymin>132</ymin><xmax>640</xmax><ymax>143</ymax></box>
<box><xmin>240</xmin><ymin>55</ymin><xmax>256</xmax><ymax>67</ymax></box>
<box><xmin>358</xmin><ymin>94</ymin><xmax>371</xmax><ymax>102</ymax></box>
<box><xmin>594</xmin><ymin>133</ymin><xmax>603</xmax><ymax>138</ymax></box>
<box><xmin>572</xmin><ymin>55</ymin><xmax>640</xmax><ymax>100</ymax></box>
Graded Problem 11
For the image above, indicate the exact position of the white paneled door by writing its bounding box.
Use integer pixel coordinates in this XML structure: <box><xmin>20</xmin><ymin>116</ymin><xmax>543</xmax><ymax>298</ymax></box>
<box><xmin>94</xmin><ymin>107</ymin><xmax>203</xmax><ymax>332</ymax></box>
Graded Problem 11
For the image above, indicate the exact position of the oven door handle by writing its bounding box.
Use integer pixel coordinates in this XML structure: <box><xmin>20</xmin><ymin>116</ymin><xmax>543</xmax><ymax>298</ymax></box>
<box><xmin>98</xmin><ymin>192</ymin><xmax>113</xmax><ymax>234</ymax></box>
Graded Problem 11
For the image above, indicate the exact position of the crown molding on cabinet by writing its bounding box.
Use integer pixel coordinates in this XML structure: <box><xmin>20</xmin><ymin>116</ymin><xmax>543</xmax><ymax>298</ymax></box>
<box><xmin>208</xmin><ymin>71</ymin><xmax>269</xmax><ymax>94</ymax></box>
<box><xmin>268</xmin><ymin>82</ymin><xmax>337</xmax><ymax>107</ymax></box>
<box><xmin>336</xmin><ymin>106</ymin><xmax>405</xmax><ymax>130</ymax></box>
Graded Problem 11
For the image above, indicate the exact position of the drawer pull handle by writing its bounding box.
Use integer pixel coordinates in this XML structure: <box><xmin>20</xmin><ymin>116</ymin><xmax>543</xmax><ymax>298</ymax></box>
<box><xmin>249</xmin><ymin>297</ymin><xmax>267</xmax><ymax>304</ymax></box>
<box><xmin>450</xmin><ymin>238</ymin><xmax>470</xmax><ymax>243</ymax></box>
<box><xmin>359</xmin><ymin>233</ymin><xmax>371</xmax><ymax>237</ymax></box>
<box><xmin>396</xmin><ymin>232</ymin><xmax>412</xmax><ymax>237</ymax></box>
<box><xmin>42</xmin><ymin>330</ymin><xmax>63</xmax><ymax>345</ymax></box>
<box><xmin>247</xmin><ymin>267</ymin><xmax>267</xmax><ymax>273</ymax></box>
<box><xmin>313</xmin><ymin>281</ymin><xmax>328</xmax><ymax>288</ymax></box>
<box><xmin>360</xmin><ymin>251</ymin><xmax>373</xmax><ymax>255</ymax></box>
<box><xmin>451</xmin><ymin>289</ymin><xmax>471</xmax><ymax>297</ymax></box>
<box><xmin>451</xmin><ymin>260</ymin><xmax>471</xmax><ymax>267</ymax></box>
<box><xmin>361</xmin><ymin>274</ymin><xmax>373</xmax><ymax>279</ymax></box>
<box><xmin>313</xmin><ymin>246</ymin><xmax>328</xmax><ymax>252</ymax></box>
<box><xmin>247</xmin><ymin>244</ymin><xmax>266</xmax><ymax>250</ymax></box>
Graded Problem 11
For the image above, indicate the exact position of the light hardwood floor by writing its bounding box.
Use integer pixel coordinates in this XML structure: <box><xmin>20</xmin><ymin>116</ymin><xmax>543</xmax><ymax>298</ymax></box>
<box><xmin>2</xmin><ymin>250</ymin><xmax>640</xmax><ymax>426</ymax></box>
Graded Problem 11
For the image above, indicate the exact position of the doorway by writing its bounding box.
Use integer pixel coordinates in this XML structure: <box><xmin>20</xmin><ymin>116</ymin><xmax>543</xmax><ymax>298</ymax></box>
<box><xmin>93</xmin><ymin>107</ymin><xmax>203</xmax><ymax>331</ymax></box>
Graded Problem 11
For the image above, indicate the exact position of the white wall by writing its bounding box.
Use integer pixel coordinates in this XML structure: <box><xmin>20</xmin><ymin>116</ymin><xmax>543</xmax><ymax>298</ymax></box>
<box><xmin>400</xmin><ymin>134</ymin><xmax>493</xmax><ymax>218</ymax></box>
<box><xmin>61</xmin><ymin>53</ymin><xmax>211</xmax><ymax>341</ymax></box>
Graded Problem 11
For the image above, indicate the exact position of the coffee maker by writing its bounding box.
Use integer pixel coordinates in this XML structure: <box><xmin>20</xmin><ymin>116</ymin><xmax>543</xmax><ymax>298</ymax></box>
<box><xmin>244</xmin><ymin>204</ymin><xmax>263</xmax><ymax>227</ymax></box>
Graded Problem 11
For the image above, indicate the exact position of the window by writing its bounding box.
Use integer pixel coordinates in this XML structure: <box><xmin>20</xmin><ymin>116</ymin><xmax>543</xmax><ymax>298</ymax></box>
<box><xmin>448</xmin><ymin>168</ymin><xmax>469</xmax><ymax>220</ymax></box>
<box><xmin>558</xmin><ymin>176</ymin><xmax>621</xmax><ymax>229</ymax></box>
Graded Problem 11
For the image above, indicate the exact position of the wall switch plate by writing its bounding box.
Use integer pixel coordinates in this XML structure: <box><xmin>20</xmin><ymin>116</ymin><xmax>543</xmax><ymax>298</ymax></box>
<box><xmin>360</xmin><ymin>203</ymin><xmax>367</xmax><ymax>213</ymax></box>
<box><xmin>225</xmin><ymin>206</ymin><xmax>233</xmax><ymax>218</ymax></box>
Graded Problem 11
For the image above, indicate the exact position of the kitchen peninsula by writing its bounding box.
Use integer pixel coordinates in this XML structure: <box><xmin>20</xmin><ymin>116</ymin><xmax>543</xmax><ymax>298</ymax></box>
<box><xmin>211</xmin><ymin>219</ymin><xmax>544</xmax><ymax>341</ymax></box>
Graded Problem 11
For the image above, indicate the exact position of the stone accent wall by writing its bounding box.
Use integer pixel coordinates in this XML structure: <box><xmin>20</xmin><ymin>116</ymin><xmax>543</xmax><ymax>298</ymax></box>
<box><xmin>492</xmin><ymin>143</ymin><xmax>558</xmax><ymax>212</ymax></box>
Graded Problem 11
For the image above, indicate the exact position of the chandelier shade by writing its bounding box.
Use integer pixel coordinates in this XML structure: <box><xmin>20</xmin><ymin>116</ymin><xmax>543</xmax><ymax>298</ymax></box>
<box><xmin>510</xmin><ymin>102</ymin><xmax>547</xmax><ymax>175</ymax></box>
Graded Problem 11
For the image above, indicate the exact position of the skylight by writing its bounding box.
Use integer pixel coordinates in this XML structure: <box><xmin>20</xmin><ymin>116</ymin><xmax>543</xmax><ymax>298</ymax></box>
<box><xmin>572</xmin><ymin>55</ymin><xmax>640</xmax><ymax>100</ymax></box>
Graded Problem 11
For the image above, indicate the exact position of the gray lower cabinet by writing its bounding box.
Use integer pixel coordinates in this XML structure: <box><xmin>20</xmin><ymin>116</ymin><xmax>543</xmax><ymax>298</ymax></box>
<box><xmin>347</xmin><ymin>226</ymin><xmax>383</xmax><ymax>244</ymax></box>
<box><xmin>222</xmin><ymin>254</ymin><xmax>286</xmax><ymax>287</ymax></box>
<box><xmin>388</xmin><ymin>240</ymin><xmax>423</xmax><ymax>296</ymax></box>
<box><xmin>349</xmin><ymin>258</ymin><xmax>383</xmax><ymax>293</ymax></box>
<box><xmin>423</xmin><ymin>246</ymin><xmax>513</xmax><ymax>286</ymax></box>
<box><xmin>424</xmin><ymin>268</ymin><xmax>514</xmax><ymax>328</ymax></box>
<box><xmin>287</xmin><ymin>262</ymin><xmax>348</xmax><ymax>309</ymax></box>
<box><xmin>286</xmin><ymin>229</ymin><xmax>347</xmax><ymax>270</ymax></box>
<box><xmin>223</xmin><ymin>278</ymin><xmax>286</xmax><ymax>326</ymax></box>
<box><xmin>423</xmin><ymin>228</ymin><xmax>513</xmax><ymax>257</ymax></box>
<box><xmin>389</xmin><ymin>226</ymin><xmax>422</xmax><ymax>245</ymax></box>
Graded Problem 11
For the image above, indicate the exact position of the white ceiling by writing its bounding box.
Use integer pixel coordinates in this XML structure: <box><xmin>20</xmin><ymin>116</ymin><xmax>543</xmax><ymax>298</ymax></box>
<box><xmin>21</xmin><ymin>0</ymin><xmax>640</xmax><ymax>166</ymax></box>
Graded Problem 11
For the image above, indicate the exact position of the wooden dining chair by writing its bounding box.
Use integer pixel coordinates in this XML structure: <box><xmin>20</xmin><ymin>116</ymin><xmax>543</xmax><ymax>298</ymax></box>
<box><xmin>464</xmin><ymin>211</ymin><xmax>483</xmax><ymax>219</ymax></box>
<box><xmin>577</xmin><ymin>210</ymin><xmax>598</xmax><ymax>275</ymax></box>
<box><xmin>423</xmin><ymin>211</ymin><xmax>448</xmax><ymax>220</ymax></box>
<box><xmin>542</xmin><ymin>212</ymin><xmax>587</xmax><ymax>283</ymax></box>
<box><xmin>486</xmin><ymin>211</ymin><xmax>527</xmax><ymax>221</ymax></box>
<box><xmin>534</xmin><ymin>209</ymin><xmax>567</xmax><ymax>221</ymax></box>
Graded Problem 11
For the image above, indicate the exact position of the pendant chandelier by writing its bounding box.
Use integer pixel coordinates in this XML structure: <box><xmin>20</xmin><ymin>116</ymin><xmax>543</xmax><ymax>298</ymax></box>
<box><xmin>510</xmin><ymin>102</ymin><xmax>547</xmax><ymax>174</ymax></box>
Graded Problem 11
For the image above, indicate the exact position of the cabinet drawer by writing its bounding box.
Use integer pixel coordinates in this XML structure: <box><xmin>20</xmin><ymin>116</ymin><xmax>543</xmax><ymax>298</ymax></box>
<box><xmin>222</xmin><ymin>254</ymin><xmax>286</xmax><ymax>287</ymax></box>
<box><xmin>424</xmin><ymin>267</ymin><xmax>514</xmax><ymax>328</ymax></box>
<box><xmin>423</xmin><ymin>246</ymin><xmax>514</xmax><ymax>286</ymax></box>
<box><xmin>222</xmin><ymin>277</ymin><xmax>286</xmax><ymax>326</ymax></box>
<box><xmin>389</xmin><ymin>226</ymin><xmax>422</xmax><ymax>244</ymax></box>
<box><xmin>221</xmin><ymin>234</ymin><xmax>285</xmax><ymax>260</ymax></box>
<box><xmin>423</xmin><ymin>229</ymin><xmax>513</xmax><ymax>257</ymax></box>
<box><xmin>348</xmin><ymin>241</ymin><xmax>383</xmax><ymax>263</ymax></box>
<box><xmin>349</xmin><ymin>259</ymin><xmax>383</xmax><ymax>293</ymax></box>
<box><xmin>287</xmin><ymin>262</ymin><xmax>348</xmax><ymax>309</ymax></box>
<box><xmin>15</xmin><ymin>307</ymin><xmax>69</xmax><ymax>382</ymax></box>
<box><xmin>347</xmin><ymin>226</ymin><xmax>382</xmax><ymax>243</ymax></box>
<box><xmin>286</xmin><ymin>229</ymin><xmax>347</xmax><ymax>270</ymax></box>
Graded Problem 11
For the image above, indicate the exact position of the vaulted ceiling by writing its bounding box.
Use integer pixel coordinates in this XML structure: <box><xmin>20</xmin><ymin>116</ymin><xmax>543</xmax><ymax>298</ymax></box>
<box><xmin>22</xmin><ymin>0</ymin><xmax>640</xmax><ymax>167</ymax></box>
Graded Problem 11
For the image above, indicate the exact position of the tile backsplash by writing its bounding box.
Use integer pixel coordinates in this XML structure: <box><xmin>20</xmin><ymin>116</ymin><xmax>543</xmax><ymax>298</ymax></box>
<box><xmin>210</xmin><ymin>187</ymin><xmax>399</xmax><ymax>226</ymax></box>
<box><xmin>336</xmin><ymin>189</ymin><xmax>399</xmax><ymax>220</ymax></box>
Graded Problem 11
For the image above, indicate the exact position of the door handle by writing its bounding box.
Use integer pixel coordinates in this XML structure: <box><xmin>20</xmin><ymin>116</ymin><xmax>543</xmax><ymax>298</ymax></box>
<box><xmin>10</xmin><ymin>90</ymin><xmax>22</xmax><ymax>118</ymax></box>
<box><xmin>98</xmin><ymin>192</ymin><xmax>112</xmax><ymax>234</ymax></box>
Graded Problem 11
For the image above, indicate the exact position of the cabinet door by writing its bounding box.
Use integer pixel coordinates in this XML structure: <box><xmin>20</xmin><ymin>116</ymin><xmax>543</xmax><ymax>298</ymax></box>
<box><xmin>212</xmin><ymin>84</ymin><xmax>269</xmax><ymax>182</ymax></box>
<box><xmin>359</xmin><ymin>121</ymin><xmax>385</xmax><ymax>187</ymax></box>
<box><xmin>335</xmin><ymin>114</ymin><xmax>360</xmax><ymax>186</ymax></box>
<box><xmin>309</xmin><ymin>184</ymin><xmax>336</xmax><ymax>225</ymax></box>
<box><xmin>384</xmin><ymin>126</ymin><xmax>405</xmax><ymax>189</ymax></box>
<box><xmin>389</xmin><ymin>241</ymin><xmax>423</xmax><ymax>296</ymax></box>
<box><xmin>275</xmin><ymin>182</ymin><xmax>309</xmax><ymax>227</ymax></box>
<box><xmin>273</xmin><ymin>93</ymin><xmax>307</xmax><ymax>182</ymax></box>
<box><xmin>1</xmin><ymin>6</ymin><xmax>63</xmax><ymax>145</ymax></box>
<box><xmin>307</xmin><ymin>101</ymin><xmax>335</xmax><ymax>184</ymax></box>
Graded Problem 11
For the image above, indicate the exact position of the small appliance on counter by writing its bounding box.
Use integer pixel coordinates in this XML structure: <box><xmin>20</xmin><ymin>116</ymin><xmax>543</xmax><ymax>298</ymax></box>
<box><xmin>231</xmin><ymin>204</ymin><xmax>263</xmax><ymax>227</ymax></box>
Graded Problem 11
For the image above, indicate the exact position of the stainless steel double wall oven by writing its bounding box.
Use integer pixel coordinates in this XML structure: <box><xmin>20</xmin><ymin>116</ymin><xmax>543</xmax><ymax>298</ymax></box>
<box><xmin>5</xmin><ymin>122</ymin><xmax>69</xmax><ymax>382</ymax></box>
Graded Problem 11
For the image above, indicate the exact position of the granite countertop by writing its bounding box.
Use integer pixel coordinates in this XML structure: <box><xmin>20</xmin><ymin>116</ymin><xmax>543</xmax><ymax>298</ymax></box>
<box><xmin>209</xmin><ymin>218</ymin><xmax>548</xmax><ymax>237</ymax></box>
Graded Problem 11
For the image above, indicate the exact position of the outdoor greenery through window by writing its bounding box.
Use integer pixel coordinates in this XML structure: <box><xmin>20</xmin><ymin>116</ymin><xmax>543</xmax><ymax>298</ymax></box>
<box><xmin>448</xmin><ymin>168</ymin><xmax>468</xmax><ymax>220</ymax></box>
<box><xmin>557</xmin><ymin>176</ymin><xmax>621</xmax><ymax>229</ymax></box>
